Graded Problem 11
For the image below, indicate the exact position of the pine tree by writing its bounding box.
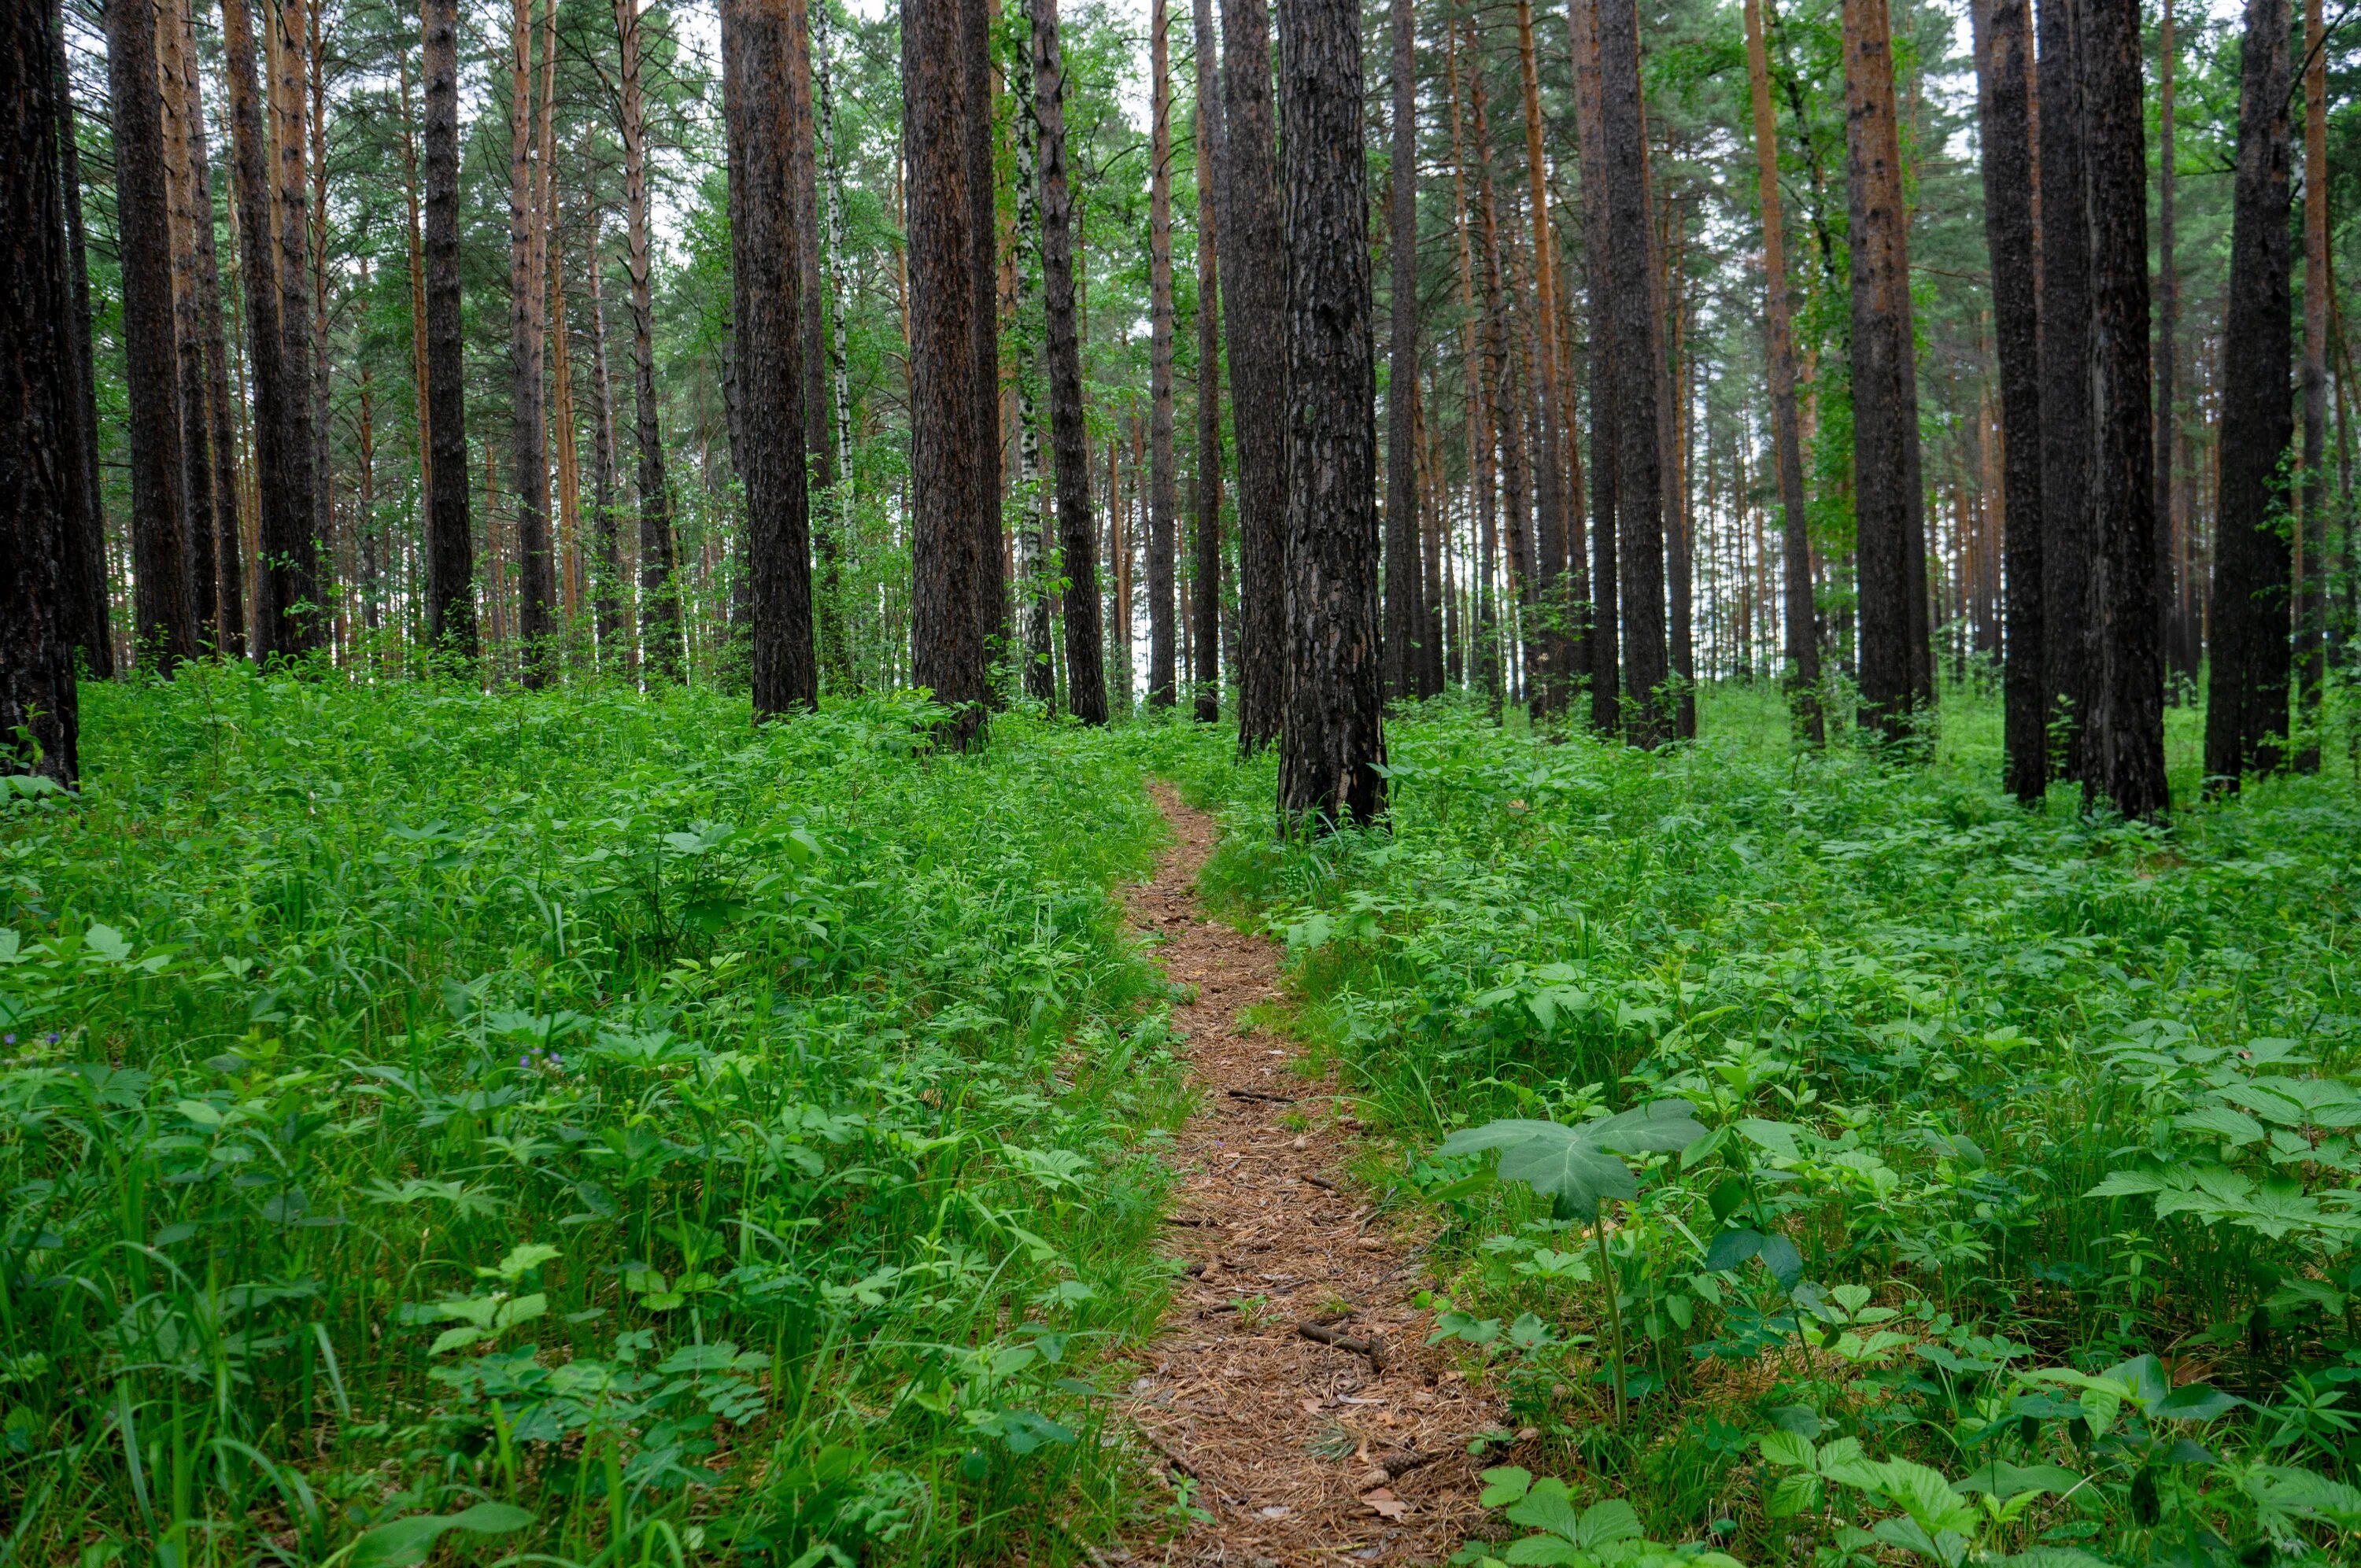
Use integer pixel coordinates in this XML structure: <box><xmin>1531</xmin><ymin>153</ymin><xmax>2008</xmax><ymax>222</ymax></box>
<box><xmin>2204</xmin><ymin>0</ymin><xmax>2293</xmax><ymax>786</ymax></box>
<box><xmin>724</xmin><ymin>0</ymin><xmax>818</xmax><ymax>717</ymax></box>
<box><xmin>422</xmin><ymin>0</ymin><xmax>477</xmax><ymax>659</ymax></box>
<box><xmin>1276</xmin><ymin>0</ymin><xmax>1385</xmax><ymax>828</ymax></box>
<box><xmin>1146</xmin><ymin>0</ymin><xmax>1178</xmax><ymax>707</ymax></box>
<box><xmin>1382</xmin><ymin>0</ymin><xmax>1422</xmax><ymax>703</ymax></box>
<box><xmin>1221</xmin><ymin>0</ymin><xmax>1286</xmax><ymax>753</ymax></box>
<box><xmin>1973</xmin><ymin>0</ymin><xmax>2043</xmax><ymax>796</ymax></box>
<box><xmin>619</xmin><ymin>0</ymin><xmax>680</xmax><ymax>680</ymax></box>
<box><xmin>4</xmin><ymin>0</ymin><xmax>81</xmax><ymax>784</ymax></box>
<box><xmin>105</xmin><ymin>0</ymin><xmax>198</xmax><ymax>670</ymax></box>
<box><xmin>1030</xmin><ymin>0</ymin><xmax>1106</xmax><ymax>722</ymax></box>
<box><xmin>907</xmin><ymin>0</ymin><xmax>991</xmax><ymax>742</ymax></box>
<box><xmin>2037</xmin><ymin>0</ymin><xmax>2093</xmax><ymax>771</ymax></box>
<box><xmin>51</xmin><ymin>0</ymin><xmax>112</xmax><ymax>677</ymax></box>
<box><xmin>1842</xmin><ymin>0</ymin><xmax>1928</xmax><ymax>738</ymax></box>
<box><xmin>1190</xmin><ymin>0</ymin><xmax>1223</xmax><ymax>722</ymax></box>
<box><xmin>2079</xmin><ymin>0</ymin><xmax>2166</xmax><ymax>817</ymax></box>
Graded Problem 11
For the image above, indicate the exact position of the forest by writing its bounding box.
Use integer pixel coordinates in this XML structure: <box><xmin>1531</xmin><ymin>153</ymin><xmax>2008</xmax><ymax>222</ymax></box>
<box><xmin>3</xmin><ymin>0</ymin><xmax>2361</xmax><ymax>1557</ymax></box>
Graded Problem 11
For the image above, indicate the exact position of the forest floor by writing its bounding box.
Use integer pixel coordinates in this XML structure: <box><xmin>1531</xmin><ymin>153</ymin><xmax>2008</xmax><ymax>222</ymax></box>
<box><xmin>1120</xmin><ymin>785</ymin><xmax>1503</xmax><ymax>1566</ymax></box>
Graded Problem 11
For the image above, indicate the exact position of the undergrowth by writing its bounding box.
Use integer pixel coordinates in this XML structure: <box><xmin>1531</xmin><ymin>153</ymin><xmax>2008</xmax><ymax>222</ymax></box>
<box><xmin>1</xmin><ymin>670</ymin><xmax>1194</xmax><ymax>1565</ymax></box>
<box><xmin>1171</xmin><ymin>684</ymin><xmax>2361</xmax><ymax>1568</ymax></box>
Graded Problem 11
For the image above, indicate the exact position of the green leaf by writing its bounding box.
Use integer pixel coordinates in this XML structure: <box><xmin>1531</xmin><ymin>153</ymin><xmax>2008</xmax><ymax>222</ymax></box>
<box><xmin>2172</xmin><ymin>1106</ymin><xmax>2267</xmax><ymax>1146</ymax></box>
<box><xmin>1757</xmin><ymin>1430</ymin><xmax>1816</xmax><ymax>1469</ymax></box>
<box><xmin>1500</xmin><ymin>1537</ymin><xmax>1585</xmax><ymax>1566</ymax></box>
<box><xmin>1437</xmin><ymin>1102</ymin><xmax>1706</xmax><ymax>1219</ymax></box>
<box><xmin>1951</xmin><ymin>1462</ymin><xmax>2083</xmax><ymax>1502</ymax></box>
<box><xmin>349</xmin><ymin>1502</ymin><xmax>534</xmax><ymax>1568</ymax></box>
<box><xmin>493</xmin><ymin>1242</ymin><xmax>561</xmax><ymax>1282</ymax></box>
<box><xmin>1502</xmin><ymin>1477</ymin><xmax>1583</xmax><ymax>1540</ymax></box>
<box><xmin>1572</xmin><ymin>1499</ymin><xmax>1642</xmax><ymax>1548</ymax></box>
<box><xmin>1477</xmin><ymin>1466</ymin><xmax>1534</xmax><ymax>1508</ymax></box>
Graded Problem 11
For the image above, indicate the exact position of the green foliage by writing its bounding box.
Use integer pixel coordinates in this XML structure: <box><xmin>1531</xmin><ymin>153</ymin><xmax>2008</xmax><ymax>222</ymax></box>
<box><xmin>0</xmin><ymin>672</ymin><xmax>1192</xmax><ymax>1562</ymax></box>
<box><xmin>1184</xmin><ymin>684</ymin><xmax>2361</xmax><ymax>1567</ymax></box>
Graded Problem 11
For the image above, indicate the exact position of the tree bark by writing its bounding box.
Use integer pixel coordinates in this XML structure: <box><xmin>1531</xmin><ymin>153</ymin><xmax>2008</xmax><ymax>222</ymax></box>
<box><xmin>2204</xmin><ymin>0</ymin><xmax>2293</xmax><ymax>785</ymax></box>
<box><xmin>1221</xmin><ymin>0</ymin><xmax>1287</xmax><ymax>752</ymax></box>
<box><xmin>1842</xmin><ymin>0</ymin><xmax>1927</xmax><ymax>738</ymax></box>
<box><xmin>1277</xmin><ymin>0</ymin><xmax>1386</xmax><ymax>828</ymax></box>
<box><xmin>511</xmin><ymin>0</ymin><xmax>556</xmax><ymax>681</ymax></box>
<box><xmin>906</xmin><ymin>0</ymin><xmax>991</xmax><ymax>740</ymax></box>
<box><xmin>1598</xmin><ymin>0</ymin><xmax>1666</xmax><ymax>743</ymax></box>
<box><xmin>400</xmin><ymin>51</ymin><xmax>432</xmax><ymax>625</ymax></box>
<box><xmin>422</xmin><ymin>0</ymin><xmax>476</xmax><ymax>659</ymax></box>
<box><xmin>617</xmin><ymin>0</ymin><xmax>678</xmax><ymax>679</ymax></box>
<box><xmin>1974</xmin><ymin>0</ymin><xmax>2043</xmax><ymax>795</ymax></box>
<box><xmin>1469</xmin><ymin>40</ymin><xmax>1532</xmax><ymax>718</ymax></box>
<box><xmin>2037</xmin><ymin>0</ymin><xmax>2092</xmax><ymax>772</ymax></box>
<box><xmin>176</xmin><ymin>0</ymin><xmax>244</xmax><ymax>655</ymax></box>
<box><xmin>1513</xmin><ymin>0</ymin><xmax>1565</xmax><ymax>717</ymax></box>
<box><xmin>2078</xmin><ymin>0</ymin><xmax>2165</xmax><ymax>816</ymax></box>
<box><xmin>2155</xmin><ymin>0</ymin><xmax>2180</xmax><ymax>686</ymax></box>
<box><xmin>586</xmin><ymin>198</ymin><xmax>625</xmax><ymax>666</ymax></box>
<box><xmin>159</xmin><ymin>0</ymin><xmax>216</xmax><ymax>646</ymax></box>
<box><xmin>815</xmin><ymin>5</ymin><xmax>858</xmax><ymax>690</ymax></box>
<box><xmin>2296</xmin><ymin>0</ymin><xmax>2327</xmax><ymax>763</ymax></box>
<box><xmin>1147</xmin><ymin>0</ymin><xmax>1178</xmax><ymax>706</ymax></box>
<box><xmin>789</xmin><ymin>0</ymin><xmax>835</xmax><ymax>685</ymax></box>
<box><xmin>1031</xmin><ymin>0</ymin><xmax>1106</xmax><ymax>721</ymax></box>
<box><xmin>1383</xmin><ymin>0</ymin><xmax>1421</xmax><ymax>703</ymax></box>
<box><xmin>271</xmin><ymin>0</ymin><xmax>321</xmax><ymax>654</ymax></box>
<box><xmin>965</xmin><ymin>0</ymin><xmax>1004</xmax><ymax>676</ymax></box>
<box><xmin>105</xmin><ymin>0</ymin><xmax>198</xmax><ymax>670</ymax></box>
<box><xmin>52</xmin><ymin>1</ymin><xmax>112</xmax><ymax>677</ymax></box>
<box><xmin>1568</xmin><ymin>0</ymin><xmax>1617</xmax><ymax>733</ymax></box>
<box><xmin>723</xmin><ymin>0</ymin><xmax>818</xmax><ymax>717</ymax></box>
<box><xmin>4</xmin><ymin>0</ymin><xmax>81</xmax><ymax>783</ymax></box>
<box><xmin>1192</xmin><ymin>0</ymin><xmax>1224</xmax><ymax>721</ymax></box>
<box><xmin>1746</xmin><ymin>0</ymin><xmax>1821</xmax><ymax>743</ymax></box>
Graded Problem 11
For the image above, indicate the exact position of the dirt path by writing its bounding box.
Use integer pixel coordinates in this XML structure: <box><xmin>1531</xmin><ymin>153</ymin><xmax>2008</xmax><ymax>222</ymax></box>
<box><xmin>1116</xmin><ymin>784</ymin><xmax>1503</xmax><ymax>1566</ymax></box>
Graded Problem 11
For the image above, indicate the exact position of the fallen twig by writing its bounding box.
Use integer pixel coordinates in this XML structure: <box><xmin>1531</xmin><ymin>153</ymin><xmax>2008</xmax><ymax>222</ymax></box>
<box><xmin>1228</xmin><ymin>1088</ymin><xmax>1299</xmax><ymax>1104</ymax></box>
<box><xmin>1297</xmin><ymin>1321</ymin><xmax>1387</xmax><ymax>1371</ymax></box>
<box><xmin>1304</xmin><ymin>1174</ymin><xmax>1339</xmax><ymax>1191</ymax></box>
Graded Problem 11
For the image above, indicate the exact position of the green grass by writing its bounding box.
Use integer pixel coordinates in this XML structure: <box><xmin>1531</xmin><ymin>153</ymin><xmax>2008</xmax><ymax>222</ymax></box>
<box><xmin>12</xmin><ymin>671</ymin><xmax>2361</xmax><ymax>1567</ymax></box>
<box><xmin>0</xmin><ymin>671</ymin><xmax>1199</xmax><ymax>1565</ymax></box>
<box><xmin>1170</xmin><ymin>682</ymin><xmax>2361</xmax><ymax>1566</ymax></box>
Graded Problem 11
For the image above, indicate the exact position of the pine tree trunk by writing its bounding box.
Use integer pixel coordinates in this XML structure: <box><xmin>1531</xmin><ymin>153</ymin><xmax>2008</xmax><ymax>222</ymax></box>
<box><xmin>1842</xmin><ymin>0</ymin><xmax>1926</xmax><ymax>737</ymax></box>
<box><xmin>2204</xmin><ymin>0</ymin><xmax>2293</xmax><ymax>785</ymax></box>
<box><xmin>177</xmin><ymin>0</ymin><xmax>245</xmax><ymax>656</ymax></box>
<box><xmin>1277</xmin><ymin>0</ymin><xmax>1385</xmax><ymax>826</ymax></box>
<box><xmin>586</xmin><ymin>200</ymin><xmax>625</xmax><ymax>666</ymax></box>
<box><xmin>1973</xmin><ymin>0</ymin><xmax>2043</xmax><ymax>795</ymax></box>
<box><xmin>616</xmin><ymin>0</ymin><xmax>677</xmax><ymax>679</ymax></box>
<box><xmin>550</xmin><ymin>199</ymin><xmax>583</xmax><ymax>622</ymax></box>
<box><xmin>51</xmin><ymin>3</ymin><xmax>113</xmax><ymax>677</ymax></box>
<box><xmin>722</xmin><ymin>0</ymin><xmax>818</xmax><ymax>717</ymax></box>
<box><xmin>5</xmin><ymin>0</ymin><xmax>81</xmax><ymax>784</ymax></box>
<box><xmin>511</xmin><ymin>0</ymin><xmax>556</xmax><ymax>681</ymax></box>
<box><xmin>2037</xmin><ymin>0</ymin><xmax>2093</xmax><ymax>771</ymax></box>
<box><xmin>2078</xmin><ymin>0</ymin><xmax>2165</xmax><ymax>816</ymax></box>
<box><xmin>966</xmin><ymin>0</ymin><xmax>1005</xmax><ymax>673</ymax></box>
<box><xmin>308</xmin><ymin>0</ymin><xmax>331</xmax><ymax>615</ymax></box>
<box><xmin>1383</xmin><ymin>0</ymin><xmax>1421</xmax><ymax>703</ymax></box>
<box><xmin>1568</xmin><ymin>0</ymin><xmax>1618</xmax><ymax>734</ymax></box>
<box><xmin>105</xmin><ymin>0</ymin><xmax>198</xmax><ymax>670</ymax></box>
<box><xmin>2157</xmin><ymin>0</ymin><xmax>2192</xmax><ymax>686</ymax></box>
<box><xmin>1221</xmin><ymin>0</ymin><xmax>1286</xmax><ymax>752</ymax></box>
<box><xmin>401</xmin><ymin>52</ymin><xmax>432</xmax><ymax>616</ymax></box>
<box><xmin>1470</xmin><ymin>46</ymin><xmax>1532</xmax><ymax>720</ymax></box>
<box><xmin>271</xmin><ymin>0</ymin><xmax>321</xmax><ymax>653</ymax></box>
<box><xmin>815</xmin><ymin>6</ymin><xmax>858</xmax><ymax>691</ymax></box>
<box><xmin>159</xmin><ymin>0</ymin><xmax>217</xmax><ymax>646</ymax></box>
<box><xmin>1746</xmin><ymin>0</ymin><xmax>1821</xmax><ymax>743</ymax></box>
<box><xmin>1147</xmin><ymin>0</ymin><xmax>1178</xmax><ymax>707</ymax></box>
<box><xmin>1513</xmin><ymin>0</ymin><xmax>1565</xmax><ymax>717</ymax></box>
<box><xmin>788</xmin><ymin>0</ymin><xmax>836</xmax><ymax>688</ymax></box>
<box><xmin>1030</xmin><ymin>0</ymin><xmax>1106</xmax><ymax>722</ymax></box>
<box><xmin>1661</xmin><ymin>202</ymin><xmax>1696</xmax><ymax>738</ymax></box>
<box><xmin>2296</xmin><ymin>0</ymin><xmax>2327</xmax><ymax>763</ymax></box>
<box><xmin>906</xmin><ymin>0</ymin><xmax>991</xmax><ymax>740</ymax></box>
<box><xmin>422</xmin><ymin>0</ymin><xmax>476</xmax><ymax>659</ymax></box>
<box><xmin>1597</xmin><ymin>0</ymin><xmax>1666</xmax><ymax>743</ymax></box>
<box><xmin>1191</xmin><ymin>0</ymin><xmax>1223</xmax><ymax>721</ymax></box>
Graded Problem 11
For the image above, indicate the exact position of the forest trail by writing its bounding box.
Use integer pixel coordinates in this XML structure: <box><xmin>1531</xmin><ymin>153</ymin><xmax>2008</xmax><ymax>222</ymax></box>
<box><xmin>1117</xmin><ymin>784</ymin><xmax>1503</xmax><ymax>1566</ymax></box>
